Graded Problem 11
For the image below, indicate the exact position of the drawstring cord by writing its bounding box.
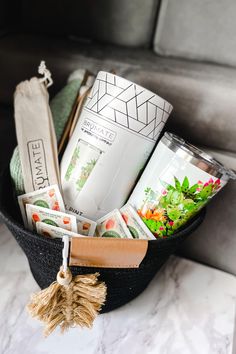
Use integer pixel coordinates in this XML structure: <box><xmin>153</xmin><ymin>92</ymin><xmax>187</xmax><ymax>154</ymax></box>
<box><xmin>38</xmin><ymin>60</ymin><xmax>53</xmax><ymax>88</ymax></box>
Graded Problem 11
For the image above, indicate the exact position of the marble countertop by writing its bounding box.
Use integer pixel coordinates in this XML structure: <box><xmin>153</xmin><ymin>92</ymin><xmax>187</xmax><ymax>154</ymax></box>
<box><xmin>0</xmin><ymin>222</ymin><xmax>236</xmax><ymax>354</ymax></box>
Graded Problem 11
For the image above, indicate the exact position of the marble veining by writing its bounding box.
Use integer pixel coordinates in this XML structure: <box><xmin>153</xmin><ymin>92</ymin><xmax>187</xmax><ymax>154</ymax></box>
<box><xmin>0</xmin><ymin>223</ymin><xmax>236</xmax><ymax>354</ymax></box>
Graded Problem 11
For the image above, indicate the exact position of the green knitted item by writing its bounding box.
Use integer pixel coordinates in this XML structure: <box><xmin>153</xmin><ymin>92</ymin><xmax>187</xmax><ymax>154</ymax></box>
<box><xmin>10</xmin><ymin>147</ymin><xmax>25</xmax><ymax>196</ymax></box>
<box><xmin>10</xmin><ymin>74</ymin><xmax>84</xmax><ymax>196</ymax></box>
<box><xmin>50</xmin><ymin>78</ymin><xmax>83</xmax><ymax>142</ymax></box>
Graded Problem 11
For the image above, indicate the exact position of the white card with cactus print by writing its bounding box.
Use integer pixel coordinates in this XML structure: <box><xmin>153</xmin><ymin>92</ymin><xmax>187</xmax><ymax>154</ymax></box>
<box><xmin>76</xmin><ymin>214</ymin><xmax>97</xmax><ymax>236</ymax></box>
<box><xmin>18</xmin><ymin>185</ymin><xmax>65</xmax><ymax>227</ymax></box>
<box><xmin>26</xmin><ymin>204</ymin><xmax>77</xmax><ymax>232</ymax></box>
<box><xmin>120</xmin><ymin>204</ymin><xmax>156</xmax><ymax>240</ymax></box>
<box><xmin>96</xmin><ymin>209</ymin><xmax>132</xmax><ymax>238</ymax></box>
<box><xmin>36</xmin><ymin>222</ymin><xmax>85</xmax><ymax>240</ymax></box>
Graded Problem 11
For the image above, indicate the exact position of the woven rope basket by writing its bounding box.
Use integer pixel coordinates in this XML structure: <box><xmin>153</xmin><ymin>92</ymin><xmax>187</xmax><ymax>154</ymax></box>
<box><xmin>0</xmin><ymin>167</ymin><xmax>205</xmax><ymax>313</ymax></box>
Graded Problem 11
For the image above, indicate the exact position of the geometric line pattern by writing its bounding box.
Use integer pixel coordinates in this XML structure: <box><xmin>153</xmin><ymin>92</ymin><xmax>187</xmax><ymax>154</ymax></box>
<box><xmin>85</xmin><ymin>71</ymin><xmax>173</xmax><ymax>141</ymax></box>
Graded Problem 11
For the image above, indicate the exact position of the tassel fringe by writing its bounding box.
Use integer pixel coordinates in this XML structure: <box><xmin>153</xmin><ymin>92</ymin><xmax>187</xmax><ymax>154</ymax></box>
<box><xmin>27</xmin><ymin>268</ymin><xmax>107</xmax><ymax>336</ymax></box>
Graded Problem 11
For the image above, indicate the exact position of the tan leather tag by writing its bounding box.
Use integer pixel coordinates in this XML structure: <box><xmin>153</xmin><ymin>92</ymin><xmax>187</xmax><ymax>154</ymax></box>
<box><xmin>69</xmin><ymin>237</ymin><xmax>148</xmax><ymax>268</ymax></box>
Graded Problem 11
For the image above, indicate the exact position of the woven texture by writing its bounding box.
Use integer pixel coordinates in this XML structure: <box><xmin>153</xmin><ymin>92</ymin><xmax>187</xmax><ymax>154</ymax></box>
<box><xmin>0</xmin><ymin>168</ymin><xmax>205</xmax><ymax>313</ymax></box>
<box><xmin>10</xmin><ymin>77</ymin><xmax>84</xmax><ymax>196</ymax></box>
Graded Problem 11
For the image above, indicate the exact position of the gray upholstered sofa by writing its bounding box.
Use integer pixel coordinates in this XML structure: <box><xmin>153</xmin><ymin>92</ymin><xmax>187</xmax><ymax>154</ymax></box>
<box><xmin>0</xmin><ymin>0</ymin><xmax>235</xmax><ymax>273</ymax></box>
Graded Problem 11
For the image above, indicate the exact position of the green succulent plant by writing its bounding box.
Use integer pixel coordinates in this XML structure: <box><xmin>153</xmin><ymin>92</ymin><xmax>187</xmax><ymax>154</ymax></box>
<box><xmin>140</xmin><ymin>175</ymin><xmax>219</xmax><ymax>238</ymax></box>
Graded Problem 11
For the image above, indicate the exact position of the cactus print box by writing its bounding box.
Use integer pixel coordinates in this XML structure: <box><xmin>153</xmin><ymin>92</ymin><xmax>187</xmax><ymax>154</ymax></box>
<box><xmin>60</xmin><ymin>71</ymin><xmax>173</xmax><ymax>220</ymax></box>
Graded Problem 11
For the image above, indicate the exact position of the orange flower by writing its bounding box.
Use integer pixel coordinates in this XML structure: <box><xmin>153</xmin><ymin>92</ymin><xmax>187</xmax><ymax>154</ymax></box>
<box><xmin>152</xmin><ymin>208</ymin><xmax>166</xmax><ymax>221</ymax></box>
<box><xmin>137</xmin><ymin>209</ymin><xmax>143</xmax><ymax>217</ymax></box>
<box><xmin>146</xmin><ymin>209</ymin><xmax>153</xmax><ymax>219</ymax></box>
<box><xmin>141</xmin><ymin>208</ymin><xmax>166</xmax><ymax>222</ymax></box>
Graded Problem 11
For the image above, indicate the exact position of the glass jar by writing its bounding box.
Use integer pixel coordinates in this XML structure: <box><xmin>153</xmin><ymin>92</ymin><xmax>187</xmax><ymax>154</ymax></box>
<box><xmin>128</xmin><ymin>132</ymin><xmax>236</xmax><ymax>237</ymax></box>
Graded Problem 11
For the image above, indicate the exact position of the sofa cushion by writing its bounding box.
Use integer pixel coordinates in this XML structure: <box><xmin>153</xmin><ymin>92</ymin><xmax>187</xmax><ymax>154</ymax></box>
<box><xmin>179</xmin><ymin>148</ymin><xmax>236</xmax><ymax>275</ymax></box>
<box><xmin>1</xmin><ymin>34</ymin><xmax>236</xmax><ymax>153</ymax></box>
<box><xmin>124</xmin><ymin>66</ymin><xmax>236</xmax><ymax>153</ymax></box>
<box><xmin>154</xmin><ymin>0</ymin><xmax>236</xmax><ymax>67</ymax></box>
<box><xmin>19</xmin><ymin>0</ymin><xmax>159</xmax><ymax>47</ymax></box>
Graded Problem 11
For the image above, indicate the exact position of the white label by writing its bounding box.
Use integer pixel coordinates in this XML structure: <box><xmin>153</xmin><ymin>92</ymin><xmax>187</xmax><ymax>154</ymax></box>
<box><xmin>28</xmin><ymin>139</ymin><xmax>50</xmax><ymax>189</ymax></box>
<box><xmin>81</xmin><ymin>118</ymin><xmax>116</xmax><ymax>144</ymax></box>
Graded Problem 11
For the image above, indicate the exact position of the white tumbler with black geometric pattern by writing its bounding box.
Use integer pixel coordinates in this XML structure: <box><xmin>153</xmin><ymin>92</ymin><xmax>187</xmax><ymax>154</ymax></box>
<box><xmin>60</xmin><ymin>71</ymin><xmax>173</xmax><ymax>220</ymax></box>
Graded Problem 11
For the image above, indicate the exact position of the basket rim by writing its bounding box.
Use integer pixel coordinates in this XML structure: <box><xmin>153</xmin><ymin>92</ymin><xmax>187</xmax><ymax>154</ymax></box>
<box><xmin>0</xmin><ymin>166</ymin><xmax>205</xmax><ymax>250</ymax></box>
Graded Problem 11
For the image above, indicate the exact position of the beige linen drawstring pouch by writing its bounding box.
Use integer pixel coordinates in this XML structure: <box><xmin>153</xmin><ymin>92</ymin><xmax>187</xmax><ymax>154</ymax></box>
<box><xmin>14</xmin><ymin>62</ymin><xmax>60</xmax><ymax>193</ymax></box>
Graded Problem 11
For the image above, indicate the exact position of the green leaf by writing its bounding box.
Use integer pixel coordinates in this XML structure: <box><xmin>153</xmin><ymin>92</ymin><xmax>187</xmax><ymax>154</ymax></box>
<box><xmin>102</xmin><ymin>231</ymin><xmax>121</xmax><ymax>238</ymax></box>
<box><xmin>197</xmin><ymin>184</ymin><xmax>213</xmax><ymax>200</ymax></box>
<box><xmin>171</xmin><ymin>219</ymin><xmax>185</xmax><ymax>231</ymax></box>
<box><xmin>153</xmin><ymin>221</ymin><xmax>163</xmax><ymax>232</ymax></box>
<box><xmin>42</xmin><ymin>219</ymin><xmax>58</xmax><ymax>227</ymax></box>
<box><xmin>174</xmin><ymin>176</ymin><xmax>182</xmax><ymax>192</ymax></box>
<box><xmin>160</xmin><ymin>180</ymin><xmax>175</xmax><ymax>191</ymax></box>
<box><xmin>33</xmin><ymin>200</ymin><xmax>49</xmax><ymax>209</ymax></box>
<box><xmin>144</xmin><ymin>187</ymin><xmax>151</xmax><ymax>195</ymax></box>
<box><xmin>65</xmin><ymin>146</ymin><xmax>80</xmax><ymax>181</ymax></box>
<box><xmin>167</xmin><ymin>207</ymin><xmax>181</xmax><ymax>221</ymax></box>
<box><xmin>170</xmin><ymin>191</ymin><xmax>184</xmax><ymax>205</ymax></box>
<box><xmin>144</xmin><ymin>219</ymin><xmax>162</xmax><ymax>233</ymax></box>
<box><xmin>144</xmin><ymin>187</ymin><xmax>157</xmax><ymax>201</ymax></box>
<box><xmin>165</xmin><ymin>190</ymin><xmax>173</xmax><ymax>203</ymax></box>
<box><xmin>127</xmin><ymin>226</ymin><xmax>139</xmax><ymax>239</ymax></box>
<box><xmin>144</xmin><ymin>219</ymin><xmax>154</xmax><ymax>231</ymax></box>
<box><xmin>181</xmin><ymin>176</ymin><xmax>189</xmax><ymax>192</ymax></box>
<box><xmin>159</xmin><ymin>196</ymin><xmax>168</xmax><ymax>208</ymax></box>
<box><xmin>182</xmin><ymin>199</ymin><xmax>195</xmax><ymax>211</ymax></box>
<box><xmin>188</xmin><ymin>183</ymin><xmax>199</xmax><ymax>194</ymax></box>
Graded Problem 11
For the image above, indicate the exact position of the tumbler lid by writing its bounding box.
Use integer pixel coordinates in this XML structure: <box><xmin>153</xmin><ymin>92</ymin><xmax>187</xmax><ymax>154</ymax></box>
<box><xmin>162</xmin><ymin>132</ymin><xmax>236</xmax><ymax>181</ymax></box>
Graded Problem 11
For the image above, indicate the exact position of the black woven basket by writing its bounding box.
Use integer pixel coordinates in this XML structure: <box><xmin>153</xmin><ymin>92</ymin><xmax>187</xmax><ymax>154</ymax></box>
<box><xmin>0</xmin><ymin>167</ymin><xmax>205</xmax><ymax>313</ymax></box>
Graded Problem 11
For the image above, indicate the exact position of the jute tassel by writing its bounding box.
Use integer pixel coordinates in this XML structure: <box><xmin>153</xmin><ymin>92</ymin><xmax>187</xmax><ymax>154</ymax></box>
<box><xmin>27</xmin><ymin>236</ymin><xmax>107</xmax><ymax>336</ymax></box>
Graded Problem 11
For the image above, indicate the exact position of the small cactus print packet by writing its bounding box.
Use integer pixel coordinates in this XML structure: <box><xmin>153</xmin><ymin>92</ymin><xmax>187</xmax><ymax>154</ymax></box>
<box><xmin>26</xmin><ymin>204</ymin><xmax>77</xmax><ymax>232</ymax></box>
<box><xmin>76</xmin><ymin>215</ymin><xmax>97</xmax><ymax>236</ymax></box>
<box><xmin>96</xmin><ymin>209</ymin><xmax>132</xmax><ymax>238</ymax></box>
<box><xmin>36</xmin><ymin>222</ymin><xmax>85</xmax><ymax>240</ymax></box>
<box><xmin>18</xmin><ymin>185</ymin><xmax>65</xmax><ymax>227</ymax></box>
<box><xmin>120</xmin><ymin>204</ymin><xmax>156</xmax><ymax>240</ymax></box>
